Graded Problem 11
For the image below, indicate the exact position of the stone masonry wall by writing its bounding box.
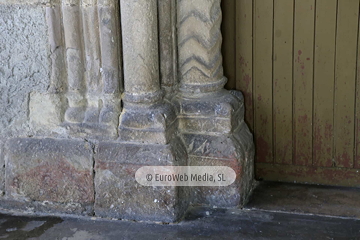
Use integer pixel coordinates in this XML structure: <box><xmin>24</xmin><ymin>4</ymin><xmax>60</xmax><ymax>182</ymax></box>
<box><xmin>0</xmin><ymin>2</ymin><xmax>51</xmax><ymax>138</ymax></box>
<box><xmin>0</xmin><ymin>0</ymin><xmax>255</xmax><ymax>222</ymax></box>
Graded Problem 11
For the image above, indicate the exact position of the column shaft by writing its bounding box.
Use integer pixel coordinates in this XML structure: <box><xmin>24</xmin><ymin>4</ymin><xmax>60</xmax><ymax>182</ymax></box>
<box><xmin>120</xmin><ymin>0</ymin><xmax>162</xmax><ymax>104</ymax></box>
<box><xmin>178</xmin><ymin>0</ymin><xmax>226</xmax><ymax>93</ymax></box>
<box><xmin>62</xmin><ymin>0</ymin><xmax>86</xmax><ymax>122</ymax></box>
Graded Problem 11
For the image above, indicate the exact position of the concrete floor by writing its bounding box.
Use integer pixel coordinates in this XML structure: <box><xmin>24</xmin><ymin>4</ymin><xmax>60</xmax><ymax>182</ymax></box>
<box><xmin>0</xmin><ymin>182</ymin><xmax>359</xmax><ymax>240</ymax></box>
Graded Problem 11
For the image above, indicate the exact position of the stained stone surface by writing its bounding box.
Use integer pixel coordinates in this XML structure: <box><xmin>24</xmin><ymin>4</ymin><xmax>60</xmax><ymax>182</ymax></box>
<box><xmin>183</xmin><ymin>129</ymin><xmax>255</xmax><ymax>207</ymax></box>
<box><xmin>158</xmin><ymin>0</ymin><xmax>178</xmax><ymax>98</ymax></box>
<box><xmin>4</xmin><ymin>138</ymin><xmax>94</xmax><ymax>215</ymax></box>
<box><xmin>94</xmin><ymin>138</ymin><xmax>189</xmax><ymax>222</ymax></box>
<box><xmin>174</xmin><ymin>0</ymin><xmax>255</xmax><ymax>208</ymax></box>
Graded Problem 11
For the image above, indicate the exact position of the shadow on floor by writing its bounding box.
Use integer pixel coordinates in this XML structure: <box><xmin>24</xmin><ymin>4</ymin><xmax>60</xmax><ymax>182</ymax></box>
<box><xmin>0</xmin><ymin>181</ymin><xmax>359</xmax><ymax>239</ymax></box>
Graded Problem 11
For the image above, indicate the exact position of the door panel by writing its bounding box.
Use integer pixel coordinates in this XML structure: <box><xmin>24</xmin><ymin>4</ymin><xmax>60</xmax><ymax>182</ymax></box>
<box><xmin>222</xmin><ymin>0</ymin><xmax>360</xmax><ymax>187</ymax></box>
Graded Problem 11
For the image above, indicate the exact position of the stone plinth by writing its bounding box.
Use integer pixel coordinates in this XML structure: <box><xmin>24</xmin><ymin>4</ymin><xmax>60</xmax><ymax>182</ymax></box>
<box><xmin>173</xmin><ymin>90</ymin><xmax>255</xmax><ymax>207</ymax></box>
<box><xmin>94</xmin><ymin>138</ymin><xmax>189</xmax><ymax>222</ymax></box>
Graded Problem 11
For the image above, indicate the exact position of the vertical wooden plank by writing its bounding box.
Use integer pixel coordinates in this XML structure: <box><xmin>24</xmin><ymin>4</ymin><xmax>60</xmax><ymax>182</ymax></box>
<box><xmin>221</xmin><ymin>0</ymin><xmax>236</xmax><ymax>89</ymax></box>
<box><xmin>334</xmin><ymin>0</ymin><xmax>359</xmax><ymax>168</ymax></box>
<box><xmin>293</xmin><ymin>0</ymin><xmax>315</xmax><ymax>166</ymax></box>
<box><xmin>355</xmin><ymin>1</ymin><xmax>360</xmax><ymax>169</ymax></box>
<box><xmin>313</xmin><ymin>0</ymin><xmax>337</xmax><ymax>167</ymax></box>
<box><xmin>253</xmin><ymin>0</ymin><xmax>273</xmax><ymax>163</ymax></box>
<box><xmin>273</xmin><ymin>0</ymin><xmax>293</xmax><ymax>164</ymax></box>
<box><xmin>236</xmin><ymin>0</ymin><xmax>254</xmax><ymax>130</ymax></box>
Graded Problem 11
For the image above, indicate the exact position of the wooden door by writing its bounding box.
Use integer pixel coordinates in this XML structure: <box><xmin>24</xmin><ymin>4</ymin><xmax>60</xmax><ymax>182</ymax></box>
<box><xmin>222</xmin><ymin>0</ymin><xmax>360</xmax><ymax>187</ymax></box>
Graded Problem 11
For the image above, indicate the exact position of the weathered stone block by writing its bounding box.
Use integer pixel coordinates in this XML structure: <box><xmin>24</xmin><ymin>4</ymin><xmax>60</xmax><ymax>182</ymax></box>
<box><xmin>174</xmin><ymin>90</ymin><xmax>255</xmax><ymax>207</ymax></box>
<box><xmin>4</xmin><ymin>138</ymin><xmax>94</xmax><ymax>215</ymax></box>
<box><xmin>172</xmin><ymin>90</ymin><xmax>245</xmax><ymax>134</ymax></box>
<box><xmin>29</xmin><ymin>92</ymin><xmax>64</xmax><ymax>130</ymax></box>
<box><xmin>94</xmin><ymin>137</ymin><xmax>189</xmax><ymax>222</ymax></box>
<box><xmin>183</xmin><ymin>127</ymin><xmax>255</xmax><ymax>207</ymax></box>
<box><xmin>118</xmin><ymin>101</ymin><xmax>177</xmax><ymax>144</ymax></box>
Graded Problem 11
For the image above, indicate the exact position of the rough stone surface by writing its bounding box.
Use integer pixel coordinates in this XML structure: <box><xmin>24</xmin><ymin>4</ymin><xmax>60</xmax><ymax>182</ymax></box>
<box><xmin>0</xmin><ymin>141</ymin><xmax>4</xmax><ymax>197</ymax></box>
<box><xmin>183</xmin><ymin>127</ymin><xmax>255</xmax><ymax>207</ymax></box>
<box><xmin>172</xmin><ymin>89</ymin><xmax>255</xmax><ymax>207</ymax></box>
<box><xmin>4</xmin><ymin>138</ymin><xmax>94</xmax><ymax>215</ymax></box>
<box><xmin>0</xmin><ymin>4</ymin><xmax>50</xmax><ymax>137</ymax></box>
<box><xmin>60</xmin><ymin>1</ymin><xmax>122</xmax><ymax>137</ymax></box>
<box><xmin>175</xmin><ymin>0</ymin><xmax>255</xmax><ymax>209</ymax></box>
<box><xmin>29</xmin><ymin>92</ymin><xmax>64</xmax><ymax>132</ymax></box>
<box><xmin>94</xmin><ymin>138</ymin><xmax>189</xmax><ymax>222</ymax></box>
<box><xmin>173</xmin><ymin>90</ymin><xmax>245</xmax><ymax>134</ymax></box>
<box><xmin>118</xmin><ymin>101</ymin><xmax>178</xmax><ymax>144</ymax></box>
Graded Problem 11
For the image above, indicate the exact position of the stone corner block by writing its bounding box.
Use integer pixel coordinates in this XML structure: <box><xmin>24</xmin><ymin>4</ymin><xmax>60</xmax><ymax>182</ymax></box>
<box><xmin>182</xmin><ymin>119</ymin><xmax>255</xmax><ymax>207</ymax></box>
<box><xmin>94</xmin><ymin>138</ymin><xmax>189</xmax><ymax>222</ymax></box>
<box><xmin>4</xmin><ymin>138</ymin><xmax>94</xmax><ymax>215</ymax></box>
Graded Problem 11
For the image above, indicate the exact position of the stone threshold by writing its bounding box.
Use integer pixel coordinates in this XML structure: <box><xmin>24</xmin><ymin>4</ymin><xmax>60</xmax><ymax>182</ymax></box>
<box><xmin>245</xmin><ymin>181</ymin><xmax>360</xmax><ymax>219</ymax></box>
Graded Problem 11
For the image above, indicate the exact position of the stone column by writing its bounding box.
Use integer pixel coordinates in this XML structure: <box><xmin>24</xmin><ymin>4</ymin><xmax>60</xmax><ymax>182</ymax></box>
<box><xmin>173</xmin><ymin>0</ymin><xmax>255</xmax><ymax>207</ymax></box>
<box><xmin>94</xmin><ymin>0</ymin><xmax>188</xmax><ymax>222</ymax></box>
<box><xmin>120</xmin><ymin>0</ymin><xmax>162</xmax><ymax>104</ymax></box>
<box><xmin>98</xmin><ymin>0</ymin><xmax>122</xmax><ymax>125</ymax></box>
<box><xmin>158</xmin><ymin>0</ymin><xmax>178</xmax><ymax>99</ymax></box>
<box><xmin>61</xmin><ymin>0</ymin><xmax>122</xmax><ymax>139</ymax></box>
<box><xmin>177</xmin><ymin>0</ymin><xmax>227</xmax><ymax>94</ymax></box>
<box><xmin>118</xmin><ymin>0</ymin><xmax>175</xmax><ymax>144</ymax></box>
<box><xmin>82</xmin><ymin>0</ymin><xmax>102</xmax><ymax>123</ymax></box>
<box><xmin>62</xmin><ymin>0</ymin><xmax>87</xmax><ymax>123</ymax></box>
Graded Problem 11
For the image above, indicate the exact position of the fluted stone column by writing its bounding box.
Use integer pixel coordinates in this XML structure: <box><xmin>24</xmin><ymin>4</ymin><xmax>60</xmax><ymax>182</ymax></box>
<box><xmin>60</xmin><ymin>0</ymin><xmax>122</xmax><ymax>139</ymax></box>
<box><xmin>173</xmin><ymin>0</ymin><xmax>255</xmax><ymax>207</ymax></box>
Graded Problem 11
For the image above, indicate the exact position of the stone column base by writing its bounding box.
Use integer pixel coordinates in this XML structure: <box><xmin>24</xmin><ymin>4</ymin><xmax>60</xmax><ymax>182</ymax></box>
<box><xmin>173</xmin><ymin>89</ymin><xmax>256</xmax><ymax>207</ymax></box>
<box><xmin>118</xmin><ymin>101</ymin><xmax>177</xmax><ymax>145</ymax></box>
<box><xmin>183</xmin><ymin>126</ymin><xmax>254</xmax><ymax>207</ymax></box>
